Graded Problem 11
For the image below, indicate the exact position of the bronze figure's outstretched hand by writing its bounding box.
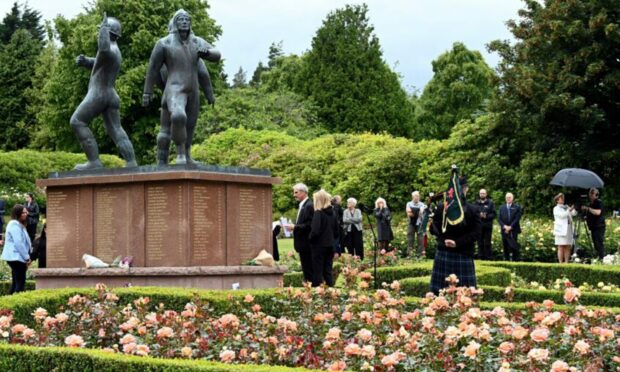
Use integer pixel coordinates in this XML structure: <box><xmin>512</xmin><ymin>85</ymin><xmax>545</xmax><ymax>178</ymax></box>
<box><xmin>76</xmin><ymin>54</ymin><xmax>87</xmax><ymax>66</ymax></box>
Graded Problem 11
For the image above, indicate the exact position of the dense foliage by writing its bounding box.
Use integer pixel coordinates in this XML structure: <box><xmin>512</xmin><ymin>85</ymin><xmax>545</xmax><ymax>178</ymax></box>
<box><xmin>0</xmin><ymin>29</ymin><xmax>42</xmax><ymax>150</ymax></box>
<box><xmin>487</xmin><ymin>0</ymin><xmax>620</xmax><ymax>210</ymax></box>
<box><xmin>264</xmin><ymin>4</ymin><xmax>414</xmax><ymax>137</ymax></box>
<box><xmin>414</xmin><ymin>42</ymin><xmax>495</xmax><ymax>140</ymax></box>
<box><xmin>193</xmin><ymin>87</ymin><xmax>326</xmax><ymax>143</ymax></box>
<box><xmin>0</xmin><ymin>149</ymin><xmax>123</xmax><ymax>207</ymax></box>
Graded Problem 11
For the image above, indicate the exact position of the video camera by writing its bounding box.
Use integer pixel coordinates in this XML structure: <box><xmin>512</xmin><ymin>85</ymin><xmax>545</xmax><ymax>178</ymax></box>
<box><xmin>565</xmin><ymin>191</ymin><xmax>588</xmax><ymax>216</ymax></box>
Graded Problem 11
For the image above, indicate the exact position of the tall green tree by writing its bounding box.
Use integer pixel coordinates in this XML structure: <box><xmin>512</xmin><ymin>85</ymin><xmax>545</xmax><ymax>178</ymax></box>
<box><xmin>232</xmin><ymin>66</ymin><xmax>247</xmax><ymax>88</ymax></box>
<box><xmin>414</xmin><ymin>42</ymin><xmax>495</xmax><ymax>140</ymax></box>
<box><xmin>0</xmin><ymin>2</ymin><xmax>45</xmax><ymax>44</ymax></box>
<box><xmin>488</xmin><ymin>0</ymin><xmax>620</xmax><ymax>207</ymax></box>
<box><xmin>35</xmin><ymin>0</ymin><xmax>222</xmax><ymax>164</ymax></box>
<box><xmin>249</xmin><ymin>61</ymin><xmax>267</xmax><ymax>87</ymax></box>
<box><xmin>0</xmin><ymin>29</ymin><xmax>42</xmax><ymax>150</ymax></box>
<box><xmin>297</xmin><ymin>4</ymin><xmax>413</xmax><ymax>136</ymax></box>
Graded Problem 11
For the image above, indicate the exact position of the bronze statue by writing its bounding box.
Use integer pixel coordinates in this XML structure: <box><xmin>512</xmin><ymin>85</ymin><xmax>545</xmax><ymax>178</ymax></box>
<box><xmin>70</xmin><ymin>13</ymin><xmax>137</xmax><ymax>170</ymax></box>
<box><xmin>143</xmin><ymin>9</ymin><xmax>221</xmax><ymax>165</ymax></box>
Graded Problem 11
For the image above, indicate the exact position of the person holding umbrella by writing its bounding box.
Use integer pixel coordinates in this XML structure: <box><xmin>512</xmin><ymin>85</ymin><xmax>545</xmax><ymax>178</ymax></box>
<box><xmin>553</xmin><ymin>193</ymin><xmax>577</xmax><ymax>263</ymax></box>
<box><xmin>582</xmin><ymin>188</ymin><xmax>606</xmax><ymax>260</ymax></box>
<box><xmin>550</xmin><ymin>168</ymin><xmax>605</xmax><ymax>259</ymax></box>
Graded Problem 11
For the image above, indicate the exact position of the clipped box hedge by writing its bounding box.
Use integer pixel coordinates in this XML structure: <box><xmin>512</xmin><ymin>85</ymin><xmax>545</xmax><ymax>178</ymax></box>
<box><xmin>0</xmin><ymin>286</ymin><xmax>289</xmax><ymax>326</ymax></box>
<box><xmin>283</xmin><ymin>262</ymin><xmax>343</xmax><ymax>287</ymax></box>
<box><xmin>0</xmin><ymin>344</ymin><xmax>309</xmax><ymax>372</ymax></box>
<box><xmin>0</xmin><ymin>280</ymin><xmax>35</xmax><ymax>295</ymax></box>
<box><xmin>398</xmin><ymin>265</ymin><xmax>512</xmax><ymax>297</ymax></box>
<box><xmin>480</xmin><ymin>261</ymin><xmax>620</xmax><ymax>286</ymax></box>
<box><xmin>479</xmin><ymin>285</ymin><xmax>620</xmax><ymax>308</ymax></box>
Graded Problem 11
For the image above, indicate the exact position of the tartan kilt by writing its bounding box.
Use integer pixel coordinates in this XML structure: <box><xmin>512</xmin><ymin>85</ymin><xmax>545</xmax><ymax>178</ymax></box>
<box><xmin>430</xmin><ymin>249</ymin><xmax>477</xmax><ymax>294</ymax></box>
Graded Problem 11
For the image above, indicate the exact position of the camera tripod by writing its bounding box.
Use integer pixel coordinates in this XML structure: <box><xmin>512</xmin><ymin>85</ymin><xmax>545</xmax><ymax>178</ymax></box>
<box><xmin>572</xmin><ymin>213</ymin><xmax>593</xmax><ymax>259</ymax></box>
<box><xmin>359</xmin><ymin>204</ymin><xmax>379</xmax><ymax>290</ymax></box>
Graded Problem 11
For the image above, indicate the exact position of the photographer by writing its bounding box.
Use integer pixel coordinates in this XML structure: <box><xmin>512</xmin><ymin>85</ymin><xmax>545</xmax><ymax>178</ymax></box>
<box><xmin>582</xmin><ymin>188</ymin><xmax>606</xmax><ymax>259</ymax></box>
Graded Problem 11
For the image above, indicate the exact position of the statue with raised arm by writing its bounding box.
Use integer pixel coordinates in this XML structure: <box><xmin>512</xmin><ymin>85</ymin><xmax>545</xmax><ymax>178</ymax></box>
<box><xmin>70</xmin><ymin>13</ymin><xmax>137</xmax><ymax>170</ymax></box>
<box><xmin>143</xmin><ymin>9</ymin><xmax>221</xmax><ymax>165</ymax></box>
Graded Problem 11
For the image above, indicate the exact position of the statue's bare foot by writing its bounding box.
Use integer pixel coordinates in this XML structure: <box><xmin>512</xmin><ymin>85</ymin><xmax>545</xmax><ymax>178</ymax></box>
<box><xmin>125</xmin><ymin>160</ymin><xmax>138</xmax><ymax>168</ymax></box>
<box><xmin>175</xmin><ymin>155</ymin><xmax>187</xmax><ymax>165</ymax></box>
<box><xmin>186</xmin><ymin>157</ymin><xmax>200</xmax><ymax>166</ymax></box>
<box><xmin>74</xmin><ymin>160</ymin><xmax>103</xmax><ymax>171</ymax></box>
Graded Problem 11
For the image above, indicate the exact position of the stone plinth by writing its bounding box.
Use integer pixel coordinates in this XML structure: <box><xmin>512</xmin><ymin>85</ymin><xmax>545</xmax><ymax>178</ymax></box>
<box><xmin>31</xmin><ymin>266</ymin><xmax>287</xmax><ymax>290</ymax></box>
<box><xmin>35</xmin><ymin>164</ymin><xmax>283</xmax><ymax>289</ymax></box>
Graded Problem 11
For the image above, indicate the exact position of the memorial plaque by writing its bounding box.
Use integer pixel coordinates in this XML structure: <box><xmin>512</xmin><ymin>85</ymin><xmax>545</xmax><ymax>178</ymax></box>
<box><xmin>190</xmin><ymin>182</ymin><xmax>226</xmax><ymax>265</ymax></box>
<box><xmin>227</xmin><ymin>185</ymin><xmax>272</xmax><ymax>264</ymax></box>
<box><xmin>145</xmin><ymin>182</ymin><xmax>188</xmax><ymax>266</ymax></box>
<box><xmin>93</xmin><ymin>184</ymin><xmax>144</xmax><ymax>265</ymax></box>
<box><xmin>46</xmin><ymin>186</ymin><xmax>93</xmax><ymax>268</ymax></box>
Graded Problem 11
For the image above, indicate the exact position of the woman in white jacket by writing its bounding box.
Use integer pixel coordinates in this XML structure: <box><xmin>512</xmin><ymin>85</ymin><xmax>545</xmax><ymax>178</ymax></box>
<box><xmin>553</xmin><ymin>193</ymin><xmax>577</xmax><ymax>263</ymax></box>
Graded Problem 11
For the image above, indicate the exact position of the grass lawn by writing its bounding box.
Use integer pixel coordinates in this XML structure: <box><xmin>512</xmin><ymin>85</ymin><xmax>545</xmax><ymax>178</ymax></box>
<box><xmin>278</xmin><ymin>238</ymin><xmax>294</xmax><ymax>257</ymax></box>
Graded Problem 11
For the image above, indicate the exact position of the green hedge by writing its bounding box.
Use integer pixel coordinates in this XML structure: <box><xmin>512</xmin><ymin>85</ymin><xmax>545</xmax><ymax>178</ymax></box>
<box><xmin>0</xmin><ymin>344</ymin><xmax>308</xmax><ymax>372</ymax></box>
<box><xmin>480</xmin><ymin>261</ymin><xmax>620</xmax><ymax>286</ymax></box>
<box><xmin>0</xmin><ymin>287</ymin><xmax>290</xmax><ymax>326</ymax></box>
<box><xmin>399</xmin><ymin>265</ymin><xmax>512</xmax><ymax>297</ymax></box>
<box><xmin>283</xmin><ymin>261</ymin><xmax>343</xmax><ymax>287</ymax></box>
<box><xmin>0</xmin><ymin>149</ymin><xmax>123</xmax><ymax>207</ymax></box>
<box><xmin>479</xmin><ymin>286</ymin><xmax>620</xmax><ymax>308</ymax></box>
<box><xmin>0</xmin><ymin>280</ymin><xmax>35</xmax><ymax>295</ymax></box>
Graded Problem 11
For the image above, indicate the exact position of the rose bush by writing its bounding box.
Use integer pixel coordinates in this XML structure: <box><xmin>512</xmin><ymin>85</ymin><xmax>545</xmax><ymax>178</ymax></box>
<box><xmin>0</xmin><ymin>275</ymin><xmax>618</xmax><ymax>371</ymax></box>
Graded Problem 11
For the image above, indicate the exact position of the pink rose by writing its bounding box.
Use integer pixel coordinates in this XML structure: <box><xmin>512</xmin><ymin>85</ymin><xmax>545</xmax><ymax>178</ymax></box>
<box><xmin>219</xmin><ymin>349</ymin><xmax>235</xmax><ymax>363</ymax></box>
<box><xmin>64</xmin><ymin>334</ymin><xmax>85</xmax><ymax>348</ymax></box>
<box><xmin>530</xmin><ymin>327</ymin><xmax>549</xmax><ymax>342</ymax></box>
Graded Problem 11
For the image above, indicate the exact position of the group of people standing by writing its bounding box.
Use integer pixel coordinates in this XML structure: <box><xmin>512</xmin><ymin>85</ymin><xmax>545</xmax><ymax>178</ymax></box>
<box><xmin>287</xmin><ymin>183</ymin><xmax>401</xmax><ymax>287</ymax></box>
<box><xmin>553</xmin><ymin>188</ymin><xmax>606</xmax><ymax>262</ymax></box>
<box><xmin>0</xmin><ymin>193</ymin><xmax>46</xmax><ymax>295</ymax></box>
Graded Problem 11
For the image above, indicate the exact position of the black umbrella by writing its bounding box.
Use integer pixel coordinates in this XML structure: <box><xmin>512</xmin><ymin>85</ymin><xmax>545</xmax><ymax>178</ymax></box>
<box><xmin>549</xmin><ymin>168</ymin><xmax>604</xmax><ymax>189</ymax></box>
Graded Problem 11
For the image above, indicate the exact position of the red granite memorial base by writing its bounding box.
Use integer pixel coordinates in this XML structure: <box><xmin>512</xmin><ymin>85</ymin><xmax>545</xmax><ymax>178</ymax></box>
<box><xmin>32</xmin><ymin>266</ymin><xmax>287</xmax><ymax>290</ymax></box>
<box><xmin>34</xmin><ymin>166</ymin><xmax>284</xmax><ymax>290</ymax></box>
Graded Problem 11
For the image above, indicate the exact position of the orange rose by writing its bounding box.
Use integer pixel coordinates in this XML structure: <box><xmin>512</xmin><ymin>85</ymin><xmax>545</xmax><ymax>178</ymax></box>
<box><xmin>530</xmin><ymin>327</ymin><xmax>549</xmax><ymax>343</ymax></box>
<box><xmin>328</xmin><ymin>361</ymin><xmax>346</xmax><ymax>372</ymax></box>
<box><xmin>463</xmin><ymin>341</ymin><xmax>480</xmax><ymax>359</ymax></box>
<box><xmin>527</xmin><ymin>348</ymin><xmax>549</xmax><ymax>362</ymax></box>
<box><xmin>563</xmin><ymin>287</ymin><xmax>581</xmax><ymax>303</ymax></box>
<box><xmin>498</xmin><ymin>341</ymin><xmax>515</xmax><ymax>354</ymax></box>
<box><xmin>512</xmin><ymin>326</ymin><xmax>529</xmax><ymax>340</ymax></box>
<box><xmin>573</xmin><ymin>340</ymin><xmax>590</xmax><ymax>355</ymax></box>
<box><xmin>219</xmin><ymin>349</ymin><xmax>235</xmax><ymax>363</ymax></box>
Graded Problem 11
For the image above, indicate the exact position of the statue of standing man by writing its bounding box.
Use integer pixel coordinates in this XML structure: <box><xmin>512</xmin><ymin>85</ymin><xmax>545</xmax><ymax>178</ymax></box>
<box><xmin>143</xmin><ymin>9</ymin><xmax>221</xmax><ymax>165</ymax></box>
<box><xmin>71</xmin><ymin>13</ymin><xmax>137</xmax><ymax>170</ymax></box>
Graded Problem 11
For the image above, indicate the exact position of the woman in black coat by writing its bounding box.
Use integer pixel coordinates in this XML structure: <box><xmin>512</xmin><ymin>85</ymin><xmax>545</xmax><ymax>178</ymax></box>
<box><xmin>25</xmin><ymin>192</ymin><xmax>39</xmax><ymax>243</ymax></box>
<box><xmin>309</xmin><ymin>189</ymin><xmax>340</xmax><ymax>287</ymax></box>
<box><xmin>374</xmin><ymin>197</ymin><xmax>394</xmax><ymax>251</ymax></box>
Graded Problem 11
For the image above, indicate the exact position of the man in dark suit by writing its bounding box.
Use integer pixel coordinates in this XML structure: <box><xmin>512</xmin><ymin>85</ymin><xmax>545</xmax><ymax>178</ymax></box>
<box><xmin>498</xmin><ymin>192</ymin><xmax>521</xmax><ymax>261</ymax></box>
<box><xmin>475</xmin><ymin>188</ymin><xmax>496</xmax><ymax>260</ymax></box>
<box><xmin>288</xmin><ymin>183</ymin><xmax>314</xmax><ymax>283</ymax></box>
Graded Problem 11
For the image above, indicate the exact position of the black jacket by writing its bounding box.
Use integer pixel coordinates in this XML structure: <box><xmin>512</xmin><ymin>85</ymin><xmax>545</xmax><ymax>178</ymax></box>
<box><xmin>293</xmin><ymin>199</ymin><xmax>314</xmax><ymax>252</ymax></box>
<box><xmin>26</xmin><ymin>201</ymin><xmax>39</xmax><ymax>226</ymax></box>
<box><xmin>431</xmin><ymin>201</ymin><xmax>481</xmax><ymax>257</ymax></box>
<box><xmin>498</xmin><ymin>203</ymin><xmax>522</xmax><ymax>234</ymax></box>
<box><xmin>374</xmin><ymin>207</ymin><xmax>394</xmax><ymax>241</ymax></box>
<box><xmin>475</xmin><ymin>198</ymin><xmax>496</xmax><ymax>228</ymax></box>
<box><xmin>309</xmin><ymin>206</ymin><xmax>340</xmax><ymax>247</ymax></box>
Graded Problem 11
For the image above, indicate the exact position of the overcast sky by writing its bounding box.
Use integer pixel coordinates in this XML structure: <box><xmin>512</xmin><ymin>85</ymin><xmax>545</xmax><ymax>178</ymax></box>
<box><xmin>1</xmin><ymin>0</ymin><xmax>523</xmax><ymax>92</ymax></box>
